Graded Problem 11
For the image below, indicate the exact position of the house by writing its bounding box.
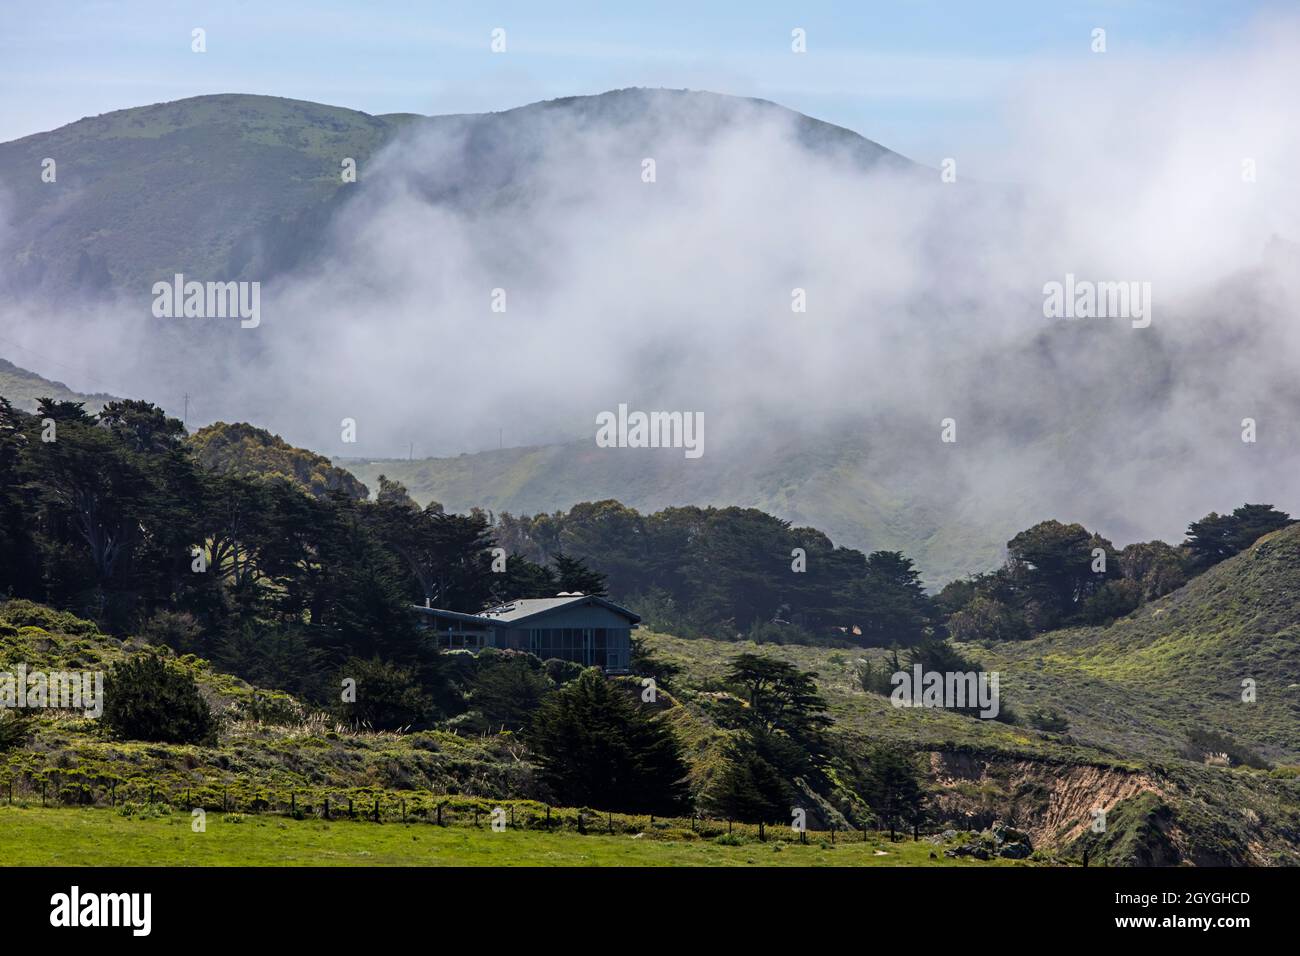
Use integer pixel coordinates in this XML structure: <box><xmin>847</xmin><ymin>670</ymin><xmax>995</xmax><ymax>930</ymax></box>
<box><xmin>411</xmin><ymin>593</ymin><xmax>639</xmax><ymax>673</ymax></box>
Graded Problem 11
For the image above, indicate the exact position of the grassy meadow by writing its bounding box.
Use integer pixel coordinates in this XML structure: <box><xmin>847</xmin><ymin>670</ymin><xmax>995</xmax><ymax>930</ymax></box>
<box><xmin>0</xmin><ymin>806</ymin><xmax>1015</xmax><ymax>867</ymax></box>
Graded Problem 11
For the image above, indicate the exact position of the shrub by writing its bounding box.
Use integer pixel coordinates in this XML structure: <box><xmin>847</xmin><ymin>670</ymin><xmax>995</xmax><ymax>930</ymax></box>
<box><xmin>857</xmin><ymin>649</ymin><xmax>904</xmax><ymax>696</ymax></box>
<box><xmin>138</xmin><ymin>610</ymin><xmax>204</xmax><ymax>654</ymax></box>
<box><xmin>232</xmin><ymin>690</ymin><xmax>303</xmax><ymax>726</ymax></box>
<box><xmin>1180</xmin><ymin>729</ymin><xmax>1270</xmax><ymax>770</ymax></box>
<box><xmin>117</xmin><ymin>801</ymin><xmax>172</xmax><ymax>820</ymax></box>
<box><xmin>333</xmin><ymin>657</ymin><xmax>431</xmax><ymax>730</ymax></box>
<box><xmin>746</xmin><ymin>620</ymin><xmax>819</xmax><ymax>646</ymax></box>
<box><xmin>1027</xmin><ymin>708</ymin><xmax>1070</xmax><ymax>733</ymax></box>
<box><xmin>0</xmin><ymin>711</ymin><xmax>31</xmax><ymax>751</ymax></box>
<box><xmin>0</xmin><ymin>599</ymin><xmax>100</xmax><ymax>636</ymax></box>
<box><xmin>102</xmin><ymin>653</ymin><xmax>216</xmax><ymax>744</ymax></box>
<box><xmin>542</xmin><ymin>658</ymin><xmax>584</xmax><ymax>685</ymax></box>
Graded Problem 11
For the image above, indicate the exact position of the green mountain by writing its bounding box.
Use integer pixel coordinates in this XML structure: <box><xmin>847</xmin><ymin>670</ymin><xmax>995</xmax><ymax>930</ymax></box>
<box><xmin>0</xmin><ymin>357</ymin><xmax>117</xmax><ymax>413</ymax></box>
<box><xmin>0</xmin><ymin>94</ymin><xmax>416</xmax><ymax>297</ymax></box>
<box><xmin>980</xmin><ymin>522</ymin><xmax>1300</xmax><ymax>765</ymax></box>
<box><xmin>0</xmin><ymin>89</ymin><xmax>905</xmax><ymax>300</ymax></box>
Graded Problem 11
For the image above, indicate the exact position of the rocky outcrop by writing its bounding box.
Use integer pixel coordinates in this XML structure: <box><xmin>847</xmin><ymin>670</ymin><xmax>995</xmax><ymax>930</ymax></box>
<box><xmin>926</xmin><ymin>750</ymin><xmax>1162</xmax><ymax>847</ymax></box>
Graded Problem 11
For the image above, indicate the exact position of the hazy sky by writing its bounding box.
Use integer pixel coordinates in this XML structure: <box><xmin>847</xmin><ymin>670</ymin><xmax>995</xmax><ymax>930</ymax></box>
<box><xmin>0</xmin><ymin>0</ymin><xmax>1286</xmax><ymax>167</ymax></box>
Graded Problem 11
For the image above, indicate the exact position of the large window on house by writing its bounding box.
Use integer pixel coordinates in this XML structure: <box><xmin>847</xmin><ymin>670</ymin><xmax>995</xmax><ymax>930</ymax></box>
<box><xmin>527</xmin><ymin>629</ymin><xmax>608</xmax><ymax>665</ymax></box>
<box><xmin>528</xmin><ymin>627</ymin><xmax>629</xmax><ymax>669</ymax></box>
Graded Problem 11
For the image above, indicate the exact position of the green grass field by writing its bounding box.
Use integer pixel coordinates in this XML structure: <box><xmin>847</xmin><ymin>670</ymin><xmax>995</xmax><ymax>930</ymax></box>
<box><xmin>0</xmin><ymin>806</ymin><xmax>1021</xmax><ymax>867</ymax></box>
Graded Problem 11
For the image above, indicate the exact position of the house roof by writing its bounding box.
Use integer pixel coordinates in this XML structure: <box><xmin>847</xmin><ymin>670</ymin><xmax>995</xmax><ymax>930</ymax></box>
<box><xmin>409</xmin><ymin>605</ymin><xmax>494</xmax><ymax>626</ymax></box>
<box><xmin>412</xmin><ymin>594</ymin><xmax>641</xmax><ymax>627</ymax></box>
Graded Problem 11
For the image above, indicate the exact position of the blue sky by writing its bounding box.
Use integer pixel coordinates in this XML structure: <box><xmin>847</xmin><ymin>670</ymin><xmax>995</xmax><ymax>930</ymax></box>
<box><xmin>0</xmin><ymin>1</ymin><xmax>1285</xmax><ymax>162</ymax></box>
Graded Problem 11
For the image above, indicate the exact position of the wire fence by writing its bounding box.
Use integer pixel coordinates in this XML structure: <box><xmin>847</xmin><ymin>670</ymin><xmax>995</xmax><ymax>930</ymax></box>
<box><xmin>0</xmin><ymin>768</ymin><xmax>934</xmax><ymax>846</ymax></box>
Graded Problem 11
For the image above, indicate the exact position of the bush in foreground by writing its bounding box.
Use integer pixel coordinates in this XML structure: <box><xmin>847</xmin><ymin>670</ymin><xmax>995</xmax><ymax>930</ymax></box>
<box><xmin>102</xmin><ymin>653</ymin><xmax>216</xmax><ymax>745</ymax></box>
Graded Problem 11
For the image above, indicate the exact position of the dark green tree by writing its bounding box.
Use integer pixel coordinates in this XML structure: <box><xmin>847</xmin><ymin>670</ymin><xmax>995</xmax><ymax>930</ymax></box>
<box><xmin>1184</xmin><ymin>504</ymin><xmax>1293</xmax><ymax>569</ymax></box>
<box><xmin>1005</xmin><ymin>520</ymin><xmax>1117</xmax><ymax>630</ymax></box>
<box><xmin>859</xmin><ymin>746</ymin><xmax>927</xmax><ymax>841</ymax></box>
<box><xmin>717</xmin><ymin>653</ymin><xmax>831</xmax><ymax>784</ymax></box>
<box><xmin>551</xmin><ymin>552</ymin><xmax>608</xmax><ymax>597</ymax></box>
<box><xmin>722</xmin><ymin>653</ymin><xmax>829</xmax><ymax>740</ymax></box>
<box><xmin>528</xmin><ymin>668</ymin><xmax>690</xmax><ymax>814</ymax></box>
<box><xmin>466</xmin><ymin>650</ymin><xmax>553</xmax><ymax>731</ymax></box>
<box><xmin>702</xmin><ymin>737</ymin><xmax>790</xmax><ymax>826</ymax></box>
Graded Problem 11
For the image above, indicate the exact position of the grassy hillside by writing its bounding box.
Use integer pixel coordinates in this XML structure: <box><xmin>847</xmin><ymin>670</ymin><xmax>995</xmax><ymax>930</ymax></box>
<box><xmin>5</xmin><ymin>573</ymin><xmax>1299</xmax><ymax>865</ymax></box>
<box><xmin>0</xmin><ymin>357</ymin><xmax>116</xmax><ymax>414</ymax></box>
<box><xmin>0</xmin><ymin>94</ymin><xmax>414</xmax><ymax>297</ymax></box>
<box><xmin>640</xmin><ymin>526</ymin><xmax>1300</xmax><ymax>864</ymax></box>
<box><xmin>0</xmin><ymin>600</ymin><xmax>1007</xmax><ymax>867</ymax></box>
<box><xmin>0</xmin><ymin>601</ymin><xmax>532</xmax><ymax>805</ymax></box>
<box><xmin>978</xmin><ymin>523</ymin><xmax>1300</xmax><ymax>765</ymax></box>
<box><xmin>643</xmin><ymin>627</ymin><xmax>1300</xmax><ymax>866</ymax></box>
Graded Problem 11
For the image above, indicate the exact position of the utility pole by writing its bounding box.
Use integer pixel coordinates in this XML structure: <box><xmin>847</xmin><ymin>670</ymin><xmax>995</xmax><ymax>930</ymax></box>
<box><xmin>408</xmin><ymin>441</ymin><xmax>413</xmax><ymax>460</ymax></box>
<box><xmin>182</xmin><ymin>393</ymin><xmax>189</xmax><ymax>429</ymax></box>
